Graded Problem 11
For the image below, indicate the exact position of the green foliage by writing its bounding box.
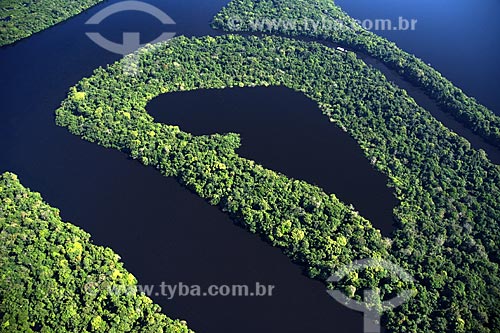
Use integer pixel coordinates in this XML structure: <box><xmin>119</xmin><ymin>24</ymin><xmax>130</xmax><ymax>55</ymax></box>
<box><xmin>0</xmin><ymin>172</ymin><xmax>192</xmax><ymax>333</ymax></box>
<box><xmin>55</xmin><ymin>34</ymin><xmax>500</xmax><ymax>332</ymax></box>
<box><xmin>212</xmin><ymin>0</ymin><xmax>500</xmax><ymax>148</ymax></box>
<box><xmin>0</xmin><ymin>0</ymin><xmax>105</xmax><ymax>46</ymax></box>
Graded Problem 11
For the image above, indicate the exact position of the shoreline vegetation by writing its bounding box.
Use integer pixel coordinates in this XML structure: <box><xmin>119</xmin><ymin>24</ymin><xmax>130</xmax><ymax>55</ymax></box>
<box><xmin>0</xmin><ymin>0</ymin><xmax>106</xmax><ymax>47</ymax></box>
<box><xmin>55</xmin><ymin>35</ymin><xmax>499</xmax><ymax>332</ymax></box>
<box><xmin>211</xmin><ymin>0</ymin><xmax>500</xmax><ymax>150</ymax></box>
<box><xmin>0</xmin><ymin>172</ymin><xmax>192</xmax><ymax>332</ymax></box>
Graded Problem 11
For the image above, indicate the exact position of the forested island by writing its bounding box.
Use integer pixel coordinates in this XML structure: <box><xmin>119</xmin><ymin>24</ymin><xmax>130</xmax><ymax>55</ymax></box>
<box><xmin>212</xmin><ymin>0</ymin><xmax>500</xmax><ymax>149</ymax></box>
<box><xmin>55</xmin><ymin>34</ymin><xmax>500</xmax><ymax>332</ymax></box>
<box><xmin>0</xmin><ymin>172</ymin><xmax>192</xmax><ymax>332</ymax></box>
<box><xmin>0</xmin><ymin>0</ymin><xmax>105</xmax><ymax>46</ymax></box>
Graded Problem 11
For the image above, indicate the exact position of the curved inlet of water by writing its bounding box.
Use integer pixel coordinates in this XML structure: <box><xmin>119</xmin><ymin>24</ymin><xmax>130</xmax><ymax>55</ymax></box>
<box><xmin>147</xmin><ymin>86</ymin><xmax>398</xmax><ymax>237</ymax></box>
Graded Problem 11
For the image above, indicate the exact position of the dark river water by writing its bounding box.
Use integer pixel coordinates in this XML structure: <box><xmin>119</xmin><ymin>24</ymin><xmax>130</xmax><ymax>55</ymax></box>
<box><xmin>148</xmin><ymin>86</ymin><xmax>397</xmax><ymax>235</ymax></box>
<box><xmin>0</xmin><ymin>0</ymin><xmax>498</xmax><ymax>332</ymax></box>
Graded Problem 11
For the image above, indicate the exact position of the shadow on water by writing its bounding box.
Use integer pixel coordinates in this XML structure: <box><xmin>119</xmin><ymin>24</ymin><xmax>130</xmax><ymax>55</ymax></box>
<box><xmin>148</xmin><ymin>86</ymin><xmax>398</xmax><ymax>237</ymax></box>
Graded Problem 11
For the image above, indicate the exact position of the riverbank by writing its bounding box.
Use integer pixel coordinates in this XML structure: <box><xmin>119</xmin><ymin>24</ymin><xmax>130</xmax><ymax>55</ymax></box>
<box><xmin>0</xmin><ymin>0</ymin><xmax>106</xmax><ymax>47</ymax></box>
<box><xmin>0</xmin><ymin>171</ymin><xmax>193</xmax><ymax>332</ymax></box>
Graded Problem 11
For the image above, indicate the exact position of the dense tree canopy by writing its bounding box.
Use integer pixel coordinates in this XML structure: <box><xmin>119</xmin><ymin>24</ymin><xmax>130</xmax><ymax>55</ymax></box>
<box><xmin>0</xmin><ymin>172</ymin><xmax>192</xmax><ymax>332</ymax></box>
<box><xmin>55</xmin><ymin>35</ymin><xmax>500</xmax><ymax>332</ymax></box>
<box><xmin>0</xmin><ymin>0</ymin><xmax>104</xmax><ymax>46</ymax></box>
<box><xmin>212</xmin><ymin>0</ymin><xmax>500</xmax><ymax>149</ymax></box>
